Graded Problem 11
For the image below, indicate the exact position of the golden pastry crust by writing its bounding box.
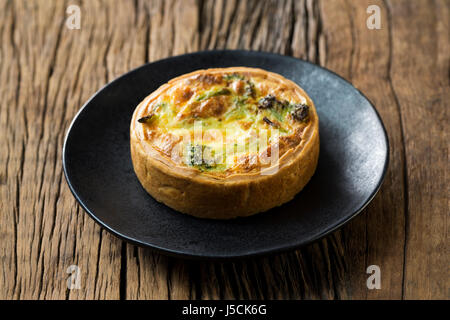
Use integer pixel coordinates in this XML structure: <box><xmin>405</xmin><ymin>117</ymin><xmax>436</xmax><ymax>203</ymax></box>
<box><xmin>130</xmin><ymin>67</ymin><xmax>319</xmax><ymax>219</ymax></box>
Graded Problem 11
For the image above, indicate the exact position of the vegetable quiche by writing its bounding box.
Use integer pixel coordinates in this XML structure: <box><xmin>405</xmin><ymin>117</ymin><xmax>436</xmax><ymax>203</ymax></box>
<box><xmin>130</xmin><ymin>67</ymin><xmax>319</xmax><ymax>219</ymax></box>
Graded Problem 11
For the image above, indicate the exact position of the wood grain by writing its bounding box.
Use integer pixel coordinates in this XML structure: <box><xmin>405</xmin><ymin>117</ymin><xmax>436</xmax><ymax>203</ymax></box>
<box><xmin>0</xmin><ymin>0</ymin><xmax>447</xmax><ymax>300</ymax></box>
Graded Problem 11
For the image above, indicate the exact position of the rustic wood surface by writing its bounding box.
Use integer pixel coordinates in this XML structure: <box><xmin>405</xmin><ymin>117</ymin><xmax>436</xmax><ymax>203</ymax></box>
<box><xmin>0</xmin><ymin>0</ymin><xmax>448</xmax><ymax>300</ymax></box>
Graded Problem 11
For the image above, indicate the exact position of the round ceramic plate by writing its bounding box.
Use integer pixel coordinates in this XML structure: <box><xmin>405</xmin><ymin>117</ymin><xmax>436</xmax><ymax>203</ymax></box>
<box><xmin>63</xmin><ymin>50</ymin><xmax>389</xmax><ymax>259</ymax></box>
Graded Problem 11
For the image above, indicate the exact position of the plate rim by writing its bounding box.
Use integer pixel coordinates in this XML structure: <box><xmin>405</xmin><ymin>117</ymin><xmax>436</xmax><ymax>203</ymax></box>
<box><xmin>62</xmin><ymin>49</ymin><xmax>390</xmax><ymax>260</ymax></box>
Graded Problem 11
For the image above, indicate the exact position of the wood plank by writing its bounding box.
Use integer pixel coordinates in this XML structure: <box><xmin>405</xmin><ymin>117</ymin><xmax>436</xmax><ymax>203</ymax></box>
<box><xmin>387</xmin><ymin>0</ymin><xmax>449</xmax><ymax>299</ymax></box>
<box><xmin>334</xmin><ymin>0</ymin><xmax>407</xmax><ymax>299</ymax></box>
<box><xmin>0</xmin><ymin>0</ymin><xmax>446</xmax><ymax>300</ymax></box>
<box><xmin>0</xmin><ymin>0</ymin><xmax>21</xmax><ymax>300</ymax></box>
<box><xmin>0</xmin><ymin>0</ymin><xmax>145</xmax><ymax>299</ymax></box>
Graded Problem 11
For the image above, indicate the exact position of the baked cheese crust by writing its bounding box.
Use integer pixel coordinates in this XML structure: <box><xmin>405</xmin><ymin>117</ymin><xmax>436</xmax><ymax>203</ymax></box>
<box><xmin>130</xmin><ymin>67</ymin><xmax>319</xmax><ymax>219</ymax></box>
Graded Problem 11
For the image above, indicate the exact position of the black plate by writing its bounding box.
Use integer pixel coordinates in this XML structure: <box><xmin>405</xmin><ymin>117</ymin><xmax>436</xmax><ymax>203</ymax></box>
<box><xmin>63</xmin><ymin>50</ymin><xmax>389</xmax><ymax>259</ymax></box>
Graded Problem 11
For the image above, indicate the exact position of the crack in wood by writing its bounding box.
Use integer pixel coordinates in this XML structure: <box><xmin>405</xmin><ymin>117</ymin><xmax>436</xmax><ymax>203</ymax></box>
<box><xmin>384</xmin><ymin>0</ymin><xmax>409</xmax><ymax>299</ymax></box>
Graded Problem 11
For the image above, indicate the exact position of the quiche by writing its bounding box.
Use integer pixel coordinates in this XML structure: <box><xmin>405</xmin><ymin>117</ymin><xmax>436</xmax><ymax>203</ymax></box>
<box><xmin>130</xmin><ymin>67</ymin><xmax>319</xmax><ymax>219</ymax></box>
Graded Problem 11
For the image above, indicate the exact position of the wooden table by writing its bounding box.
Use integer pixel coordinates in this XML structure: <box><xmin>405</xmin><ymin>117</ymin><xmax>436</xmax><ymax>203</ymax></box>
<box><xmin>0</xmin><ymin>0</ymin><xmax>448</xmax><ymax>300</ymax></box>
